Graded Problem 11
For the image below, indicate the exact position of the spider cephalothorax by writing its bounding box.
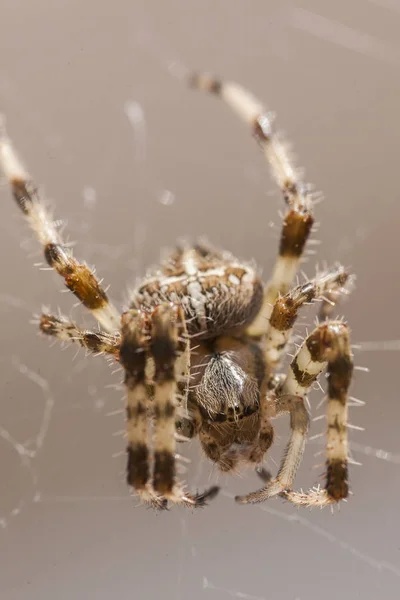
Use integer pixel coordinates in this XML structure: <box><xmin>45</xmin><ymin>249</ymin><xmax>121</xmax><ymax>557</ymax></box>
<box><xmin>0</xmin><ymin>72</ymin><xmax>353</xmax><ymax>510</ymax></box>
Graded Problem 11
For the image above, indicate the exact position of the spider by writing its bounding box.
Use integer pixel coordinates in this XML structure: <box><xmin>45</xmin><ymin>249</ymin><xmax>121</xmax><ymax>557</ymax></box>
<box><xmin>0</xmin><ymin>72</ymin><xmax>354</xmax><ymax>509</ymax></box>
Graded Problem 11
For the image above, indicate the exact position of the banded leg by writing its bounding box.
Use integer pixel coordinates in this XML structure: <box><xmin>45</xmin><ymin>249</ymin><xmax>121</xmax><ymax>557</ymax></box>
<box><xmin>189</xmin><ymin>73</ymin><xmax>314</xmax><ymax>336</ymax></box>
<box><xmin>151</xmin><ymin>305</ymin><xmax>183</xmax><ymax>497</ymax></box>
<box><xmin>121</xmin><ymin>307</ymin><xmax>218</xmax><ymax>509</ymax></box>
<box><xmin>236</xmin><ymin>321</ymin><xmax>353</xmax><ymax>507</ymax></box>
<box><xmin>40</xmin><ymin>313</ymin><xmax>120</xmax><ymax>357</ymax></box>
<box><xmin>266</xmin><ymin>265</ymin><xmax>350</xmax><ymax>366</ymax></box>
<box><xmin>120</xmin><ymin>310</ymin><xmax>154</xmax><ymax>504</ymax></box>
<box><xmin>150</xmin><ymin>305</ymin><xmax>218</xmax><ymax>506</ymax></box>
<box><xmin>0</xmin><ymin>127</ymin><xmax>119</xmax><ymax>331</ymax></box>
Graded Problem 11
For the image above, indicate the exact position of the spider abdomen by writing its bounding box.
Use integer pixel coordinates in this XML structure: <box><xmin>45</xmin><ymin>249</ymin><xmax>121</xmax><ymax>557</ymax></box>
<box><xmin>130</xmin><ymin>245</ymin><xmax>264</xmax><ymax>338</ymax></box>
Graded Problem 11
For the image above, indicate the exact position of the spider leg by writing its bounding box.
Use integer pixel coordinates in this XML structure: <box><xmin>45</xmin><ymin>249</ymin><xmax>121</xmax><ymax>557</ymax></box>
<box><xmin>150</xmin><ymin>304</ymin><xmax>219</xmax><ymax>507</ymax></box>
<box><xmin>189</xmin><ymin>73</ymin><xmax>314</xmax><ymax>337</ymax></box>
<box><xmin>39</xmin><ymin>313</ymin><xmax>120</xmax><ymax>357</ymax></box>
<box><xmin>238</xmin><ymin>393</ymin><xmax>310</xmax><ymax>502</ymax></box>
<box><xmin>0</xmin><ymin>127</ymin><xmax>120</xmax><ymax>332</ymax></box>
<box><xmin>265</xmin><ymin>265</ymin><xmax>350</xmax><ymax>367</ymax></box>
<box><xmin>120</xmin><ymin>307</ymin><xmax>218</xmax><ymax>509</ymax></box>
<box><xmin>236</xmin><ymin>321</ymin><xmax>353</xmax><ymax>507</ymax></box>
<box><xmin>247</xmin><ymin>389</ymin><xmax>276</xmax><ymax>464</ymax></box>
<box><xmin>150</xmin><ymin>304</ymin><xmax>184</xmax><ymax>497</ymax></box>
<box><xmin>120</xmin><ymin>310</ymin><xmax>154</xmax><ymax>502</ymax></box>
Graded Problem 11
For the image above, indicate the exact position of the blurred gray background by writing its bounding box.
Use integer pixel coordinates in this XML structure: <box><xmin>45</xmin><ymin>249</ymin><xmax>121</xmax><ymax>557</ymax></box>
<box><xmin>1</xmin><ymin>1</ymin><xmax>400</xmax><ymax>599</ymax></box>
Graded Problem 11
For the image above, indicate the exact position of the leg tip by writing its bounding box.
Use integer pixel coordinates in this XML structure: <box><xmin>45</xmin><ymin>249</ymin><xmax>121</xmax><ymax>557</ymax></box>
<box><xmin>234</xmin><ymin>494</ymin><xmax>249</xmax><ymax>505</ymax></box>
<box><xmin>191</xmin><ymin>485</ymin><xmax>220</xmax><ymax>507</ymax></box>
<box><xmin>255</xmin><ymin>466</ymin><xmax>273</xmax><ymax>483</ymax></box>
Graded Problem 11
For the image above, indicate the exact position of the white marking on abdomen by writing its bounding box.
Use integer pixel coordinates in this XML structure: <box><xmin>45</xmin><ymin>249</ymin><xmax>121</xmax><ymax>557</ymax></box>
<box><xmin>187</xmin><ymin>280</ymin><xmax>206</xmax><ymax>326</ymax></box>
<box><xmin>182</xmin><ymin>250</ymin><xmax>199</xmax><ymax>276</ymax></box>
<box><xmin>228</xmin><ymin>273</ymin><xmax>240</xmax><ymax>286</ymax></box>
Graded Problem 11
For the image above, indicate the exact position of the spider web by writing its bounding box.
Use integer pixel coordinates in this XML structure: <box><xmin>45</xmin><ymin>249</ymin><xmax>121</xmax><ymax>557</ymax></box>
<box><xmin>1</xmin><ymin>102</ymin><xmax>399</xmax><ymax>600</ymax></box>
<box><xmin>1</xmin><ymin>3</ymin><xmax>400</xmax><ymax>599</ymax></box>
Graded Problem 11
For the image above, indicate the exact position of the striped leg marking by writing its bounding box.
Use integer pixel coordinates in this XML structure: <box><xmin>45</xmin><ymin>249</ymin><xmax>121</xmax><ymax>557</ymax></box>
<box><xmin>40</xmin><ymin>313</ymin><xmax>120</xmax><ymax>357</ymax></box>
<box><xmin>120</xmin><ymin>310</ymin><xmax>152</xmax><ymax>502</ymax></box>
<box><xmin>236</xmin><ymin>321</ymin><xmax>353</xmax><ymax>507</ymax></box>
<box><xmin>150</xmin><ymin>305</ymin><xmax>181</xmax><ymax>497</ymax></box>
<box><xmin>265</xmin><ymin>265</ymin><xmax>350</xmax><ymax>366</ymax></box>
<box><xmin>120</xmin><ymin>307</ymin><xmax>218</xmax><ymax>509</ymax></box>
<box><xmin>0</xmin><ymin>128</ymin><xmax>120</xmax><ymax>332</ymax></box>
<box><xmin>250</xmin><ymin>196</ymin><xmax>314</xmax><ymax>336</ymax></box>
<box><xmin>151</xmin><ymin>305</ymin><xmax>218</xmax><ymax>506</ymax></box>
<box><xmin>188</xmin><ymin>73</ymin><xmax>315</xmax><ymax>337</ymax></box>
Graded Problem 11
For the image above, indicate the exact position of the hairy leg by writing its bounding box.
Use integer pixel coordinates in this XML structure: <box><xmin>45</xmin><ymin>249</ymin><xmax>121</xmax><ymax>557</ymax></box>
<box><xmin>236</xmin><ymin>321</ymin><xmax>353</xmax><ymax>507</ymax></box>
<box><xmin>189</xmin><ymin>73</ymin><xmax>315</xmax><ymax>337</ymax></box>
<box><xmin>120</xmin><ymin>307</ymin><xmax>218</xmax><ymax>509</ymax></box>
<box><xmin>39</xmin><ymin>313</ymin><xmax>120</xmax><ymax>357</ymax></box>
<box><xmin>0</xmin><ymin>125</ymin><xmax>120</xmax><ymax>331</ymax></box>
<box><xmin>265</xmin><ymin>265</ymin><xmax>350</xmax><ymax>366</ymax></box>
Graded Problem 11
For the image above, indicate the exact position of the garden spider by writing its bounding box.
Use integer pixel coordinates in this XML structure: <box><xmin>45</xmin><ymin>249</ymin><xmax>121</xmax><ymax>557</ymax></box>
<box><xmin>0</xmin><ymin>73</ymin><xmax>353</xmax><ymax>509</ymax></box>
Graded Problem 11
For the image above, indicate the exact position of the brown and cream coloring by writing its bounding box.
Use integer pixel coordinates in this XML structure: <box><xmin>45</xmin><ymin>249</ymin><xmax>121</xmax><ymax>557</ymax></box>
<box><xmin>0</xmin><ymin>72</ymin><xmax>354</xmax><ymax>509</ymax></box>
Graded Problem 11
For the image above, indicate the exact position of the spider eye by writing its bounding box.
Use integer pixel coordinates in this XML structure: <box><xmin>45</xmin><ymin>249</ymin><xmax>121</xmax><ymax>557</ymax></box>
<box><xmin>175</xmin><ymin>418</ymin><xmax>195</xmax><ymax>440</ymax></box>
